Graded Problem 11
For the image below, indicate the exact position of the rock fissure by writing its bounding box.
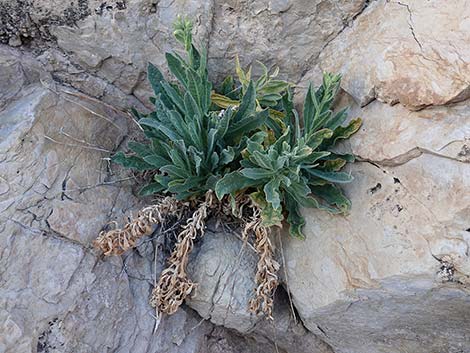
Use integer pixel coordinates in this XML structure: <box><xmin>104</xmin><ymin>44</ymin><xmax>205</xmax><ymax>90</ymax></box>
<box><xmin>356</xmin><ymin>145</ymin><xmax>469</xmax><ymax>167</ymax></box>
<box><xmin>299</xmin><ymin>0</ymin><xmax>376</xmax><ymax>83</ymax></box>
<box><xmin>396</xmin><ymin>1</ymin><xmax>423</xmax><ymax>51</ymax></box>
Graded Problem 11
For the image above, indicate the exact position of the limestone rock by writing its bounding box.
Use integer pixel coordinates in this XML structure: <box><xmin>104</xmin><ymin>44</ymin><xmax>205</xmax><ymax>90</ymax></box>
<box><xmin>302</xmin><ymin>0</ymin><xmax>470</xmax><ymax>109</ymax></box>
<box><xmin>187</xmin><ymin>229</ymin><xmax>259</xmax><ymax>332</ymax></box>
<box><xmin>282</xmin><ymin>95</ymin><xmax>470</xmax><ymax>352</ymax></box>
<box><xmin>187</xmin><ymin>230</ymin><xmax>334</xmax><ymax>353</ymax></box>
<box><xmin>2</xmin><ymin>0</ymin><xmax>470</xmax><ymax>352</ymax></box>
<box><xmin>50</xmin><ymin>0</ymin><xmax>213</xmax><ymax>107</ymax></box>
<box><xmin>0</xmin><ymin>0</ymin><xmax>91</xmax><ymax>44</ymax></box>
<box><xmin>207</xmin><ymin>0</ymin><xmax>367</xmax><ymax>81</ymax></box>
<box><xmin>0</xmin><ymin>48</ymin><xmax>273</xmax><ymax>353</ymax></box>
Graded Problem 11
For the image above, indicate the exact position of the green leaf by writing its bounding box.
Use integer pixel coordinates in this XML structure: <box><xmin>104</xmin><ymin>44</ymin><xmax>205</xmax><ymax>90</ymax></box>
<box><xmin>325</xmin><ymin>107</ymin><xmax>348</xmax><ymax>130</ymax></box>
<box><xmin>264</xmin><ymin>177</ymin><xmax>282</xmax><ymax>209</ymax></box>
<box><xmin>327</xmin><ymin>152</ymin><xmax>355</xmax><ymax>163</ymax></box>
<box><xmin>303</xmin><ymin>83</ymin><xmax>315</xmax><ymax>133</ymax></box>
<box><xmin>139</xmin><ymin>118</ymin><xmax>181</xmax><ymax>141</ymax></box>
<box><xmin>285</xmin><ymin>194</ymin><xmax>305</xmax><ymax>239</ymax></box>
<box><xmin>241</xmin><ymin>168</ymin><xmax>275</xmax><ymax>180</ymax></box>
<box><xmin>305</xmin><ymin>168</ymin><xmax>353</xmax><ymax>183</ymax></box>
<box><xmin>324</xmin><ymin>118</ymin><xmax>362</xmax><ymax>148</ymax></box>
<box><xmin>261</xmin><ymin>80</ymin><xmax>290</xmax><ymax>94</ymax></box>
<box><xmin>220</xmin><ymin>75</ymin><xmax>235</xmax><ymax>96</ymax></box>
<box><xmin>167</xmin><ymin>176</ymin><xmax>205</xmax><ymax>195</ymax></box>
<box><xmin>161</xmin><ymin>81</ymin><xmax>185</xmax><ymax>113</ymax></box>
<box><xmin>225</xmin><ymin>109</ymin><xmax>268</xmax><ymax>143</ymax></box>
<box><xmin>128</xmin><ymin>141</ymin><xmax>153</xmax><ymax>158</ymax></box>
<box><xmin>112</xmin><ymin>152</ymin><xmax>153</xmax><ymax>171</ymax></box>
<box><xmin>250</xmin><ymin>191</ymin><xmax>284</xmax><ymax>227</ymax></box>
<box><xmin>322</xmin><ymin>158</ymin><xmax>347</xmax><ymax>171</ymax></box>
<box><xmin>305</xmin><ymin>128</ymin><xmax>333</xmax><ymax>150</ymax></box>
<box><xmin>233</xmin><ymin>81</ymin><xmax>256</xmax><ymax>122</ymax></box>
<box><xmin>215</xmin><ymin>171</ymin><xmax>260</xmax><ymax>199</ymax></box>
<box><xmin>250</xmin><ymin>150</ymin><xmax>274</xmax><ymax>170</ymax></box>
<box><xmin>166</xmin><ymin>52</ymin><xmax>188</xmax><ymax>87</ymax></box>
<box><xmin>160</xmin><ymin>165</ymin><xmax>188</xmax><ymax>179</ymax></box>
<box><xmin>220</xmin><ymin>147</ymin><xmax>236</xmax><ymax>164</ymax></box>
<box><xmin>310</xmin><ymin>184</ymin><xmax>351</xmax><ymax>213</ymax></box>
<box><xmin>147</xmin><ymin>62</ymin><xmax>164</xmax><ymax>94</ymax></box>
<box><xmin>294</xmin><ymin>151</ymin><xmax>330</xmax><ymax>165</ymax></box>
<box><xmin>143</xmin><ymin>154</ymin><xmax>170</xmax><ymax>168</ymax></box>
<box><xmin>139</xmin><ymin>182</ymin><xmax>165</xmax><ymax>196</ymax></box>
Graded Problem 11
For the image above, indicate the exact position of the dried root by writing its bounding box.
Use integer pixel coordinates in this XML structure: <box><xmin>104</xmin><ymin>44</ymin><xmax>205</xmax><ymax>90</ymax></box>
<box><xmin>150</xmin><ymin>191</ymin><xmax>215</xmax><ymax>315</ymax></box>
<box><xmin>95</xmin><ymin>190</ymin><xmax>281</xmax><ymax>320</ymax></box>
<box><xmin>94</xmin><ymin>196</ymin><xmax>182</xmax><ymax>256</ymax></box>
<box><xmin>245</xmin><ymin>207</ymin><xmax>280</xmax><ymax>320</ymax></box>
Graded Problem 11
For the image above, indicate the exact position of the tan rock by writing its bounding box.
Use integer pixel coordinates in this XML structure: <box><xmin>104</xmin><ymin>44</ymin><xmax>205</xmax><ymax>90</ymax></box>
<box><xmin>304</xmin><ymin>0</ymin><xmax>470</xmax><ymax>109</ymax></box>
<box><xmin>208</xmin><ymin>0</ymin><xmax>366</xmax><ymax>81</ymax></box>
<box><xmin>282</xmin><ymin>96</ymin><xmax>470</xmax><ymax>352</ymax></box>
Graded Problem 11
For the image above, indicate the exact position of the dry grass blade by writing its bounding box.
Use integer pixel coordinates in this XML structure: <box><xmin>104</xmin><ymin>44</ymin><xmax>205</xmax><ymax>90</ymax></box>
<box><xmin>93</xmin><ymin>197</ymin><xmax>182</xmax><ymax>256</ymax></box>
<box><xmin>245</xmin><ymin>206</ymin><xmax>280</xmax><ymax>320</ymax></box>
<box><xmin>150</xmin><ymin>191</ymin><xmax>214</xmax><ymax>315</ymax></box>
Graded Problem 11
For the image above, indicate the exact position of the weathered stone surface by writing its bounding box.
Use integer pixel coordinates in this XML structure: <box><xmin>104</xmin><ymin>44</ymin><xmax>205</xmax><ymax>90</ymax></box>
<box><xmin>301</xmin><ymin>0</ymin><xmax>470</xmax><ymax>109</ymax></box>
<box><xmin>187</xmin><ymin>230</ymin><xmax>334</xmax><ymax>353</ymax></box>
<box><xmin>207</xmin><ymin>0</ymin><xmax>366</xmax><ymax>81</ymax></box>
<box><xmin>187</xmin><ymin>229</ymin><xmax>259</xmax><ymax>332</ymax></box>
<box><xmin>50</xmin><ymin>0</ymin><xmax>213</xmax><ymax>108</ymax></box>
<box><xmin>282</xmin><ymin>94</ymin><xmax>470</xmax><ymax>352</ymax></box>
<box><xmin>2</xmin><ymin>0</ymin><xmax>470</xmax><ymax>352</ymax></box>
<box><xmin>1</xmin><ymin>0</ymin><xmax>369</xmax><ymax>109</ymax></box>
<box><xmin>0</xmin><ymin>48</ymin><xmax>276</xmax><ymax>353</ymax></box>
<box><xmin>0</xmin><ymin>0</ymin><xmax>92</xmax><ymax>45</ymax></box>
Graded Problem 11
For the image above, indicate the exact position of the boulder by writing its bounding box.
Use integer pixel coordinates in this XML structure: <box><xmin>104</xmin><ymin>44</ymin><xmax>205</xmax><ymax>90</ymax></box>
<box><xmin>187</xmin><ymin>229</ymin><xmax>259</xmax><ymax>332</ymax></box>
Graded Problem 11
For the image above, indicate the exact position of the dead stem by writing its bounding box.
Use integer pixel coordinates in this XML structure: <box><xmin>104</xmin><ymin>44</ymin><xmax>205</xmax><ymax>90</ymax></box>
<box><xmin>245</xmin><ymin>206</ymin><xmax>280</xmax><ymax>320</ymax></box>
<box><xmin>150</xmin><ymin>191</ymin><xmax>214</xmax><ymax>315</ymax></box>
<box><xmin>93</xmin><ymin>196</ymin><xmax>183</xmax><ymax>256</ymax></box>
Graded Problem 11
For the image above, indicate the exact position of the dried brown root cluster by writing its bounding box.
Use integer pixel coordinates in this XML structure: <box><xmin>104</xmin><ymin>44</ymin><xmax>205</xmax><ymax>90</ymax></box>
<box><xmin>93</xmin><ymin>196</ymin><xmax>183</xmax><ymax>255</ymax></box>
<box><xmin>93</xmin><ymin>191</ymin><xmax>280</xmax><ymax>320</ymax></box>
<box><xmin>150</xmin><ymin>191</ymin><xmax>215</xmax><ymax>314</ymax></box>
<box><xmin>243</xmin><ymin>207</ymin><xmax>280</xmax><ymax>320</ymax></box>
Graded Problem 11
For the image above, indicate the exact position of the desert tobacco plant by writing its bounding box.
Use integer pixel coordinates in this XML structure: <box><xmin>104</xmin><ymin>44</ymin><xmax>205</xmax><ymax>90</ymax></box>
<box><xmin>94</xmin><ymin>16</ymin><xmax>361</xmax><ymax>320</ymax></box>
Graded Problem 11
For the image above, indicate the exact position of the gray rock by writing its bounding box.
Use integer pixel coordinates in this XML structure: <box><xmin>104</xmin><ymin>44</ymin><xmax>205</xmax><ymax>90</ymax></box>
<box><xmin>187</xmin><ymin>229</ymin><xmax>259</xmax><ymax>332</ymax></box>
<box><xmin>207</xmin><ymin>0</ymin><xmax>367</xmax><ymax>82</ymax></box>
<box><xmin>187</xmin><ymin>229</ymin><xmax>334</xmax><ymax>353</ymax></box>
<box><xmin>1</xmin><ymin>0</ymin><xmax>470</xmax><ymax>352</ymax></box>
<box><xmin>0</xmin><ymin>48</ymin><xmax>274</xmax><ymax>353</ymax></box>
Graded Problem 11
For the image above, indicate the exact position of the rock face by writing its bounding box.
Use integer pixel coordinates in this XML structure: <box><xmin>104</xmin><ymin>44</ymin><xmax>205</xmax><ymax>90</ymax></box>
<box><xmin>207</xmin><ymin>0</ymin><xmax>366</xmax><ymax>80</ymax></box>
<box><xmin>0</xmin><ymin>46</ymin><xmax>277</xmax><ymax>353</ymax></box>
<box><xmin>280</xmin><ymin>94</ymin><xmax>470</xmax><ymax>352</ymax></box>
<box><xmin>303</xmin><ymin>0</ymin><xmax>470</xmax><ymax>109</ymax></box>
<box><xmin>187</xmin><ymin>230</ymin><xmax>334</xmax><ymax>353</ymax></box>
<box><xmin>1</xmin><ymin>0</ymin><xmax>470</xmax><ymax>352</ymax></box>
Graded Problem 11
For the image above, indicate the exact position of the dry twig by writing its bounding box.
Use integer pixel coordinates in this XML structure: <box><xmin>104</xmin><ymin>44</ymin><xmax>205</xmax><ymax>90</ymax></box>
<box><xmin>94</xmin><ymin>196</ymin><xmax>182</xmax><ymax>255</ymax></box>
<box><xmin>244</xmin><ymin>206</ymin><xmax>280</xmax><ymax>320</ymax></box>
<box><xmin>150</xmin><ymin>191</ymin><xmax>215</xmax><ymax>314</ymax></box>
